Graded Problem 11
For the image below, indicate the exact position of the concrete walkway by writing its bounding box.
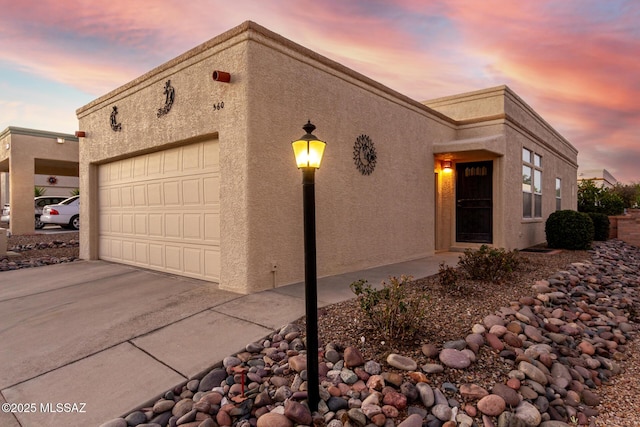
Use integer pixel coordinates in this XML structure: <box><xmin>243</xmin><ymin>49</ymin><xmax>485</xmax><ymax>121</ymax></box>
<box><xmin>0</xmin><ymin>252</ymin><xmax>460</xmax><ymax>427</ymax></box>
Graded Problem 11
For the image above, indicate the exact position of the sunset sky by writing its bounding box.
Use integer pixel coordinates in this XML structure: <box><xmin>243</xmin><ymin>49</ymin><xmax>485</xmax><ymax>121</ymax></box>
<box><xmin>1</xmin><ymin>0</ymin><xmax>638</xmax><ymax>183</ymax></box>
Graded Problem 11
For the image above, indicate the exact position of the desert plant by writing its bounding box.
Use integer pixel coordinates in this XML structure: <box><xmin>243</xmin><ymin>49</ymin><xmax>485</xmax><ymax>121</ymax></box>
<box><xmin>545</xmin><ymin>210</ymin><xmax>594</xmax><ymax>250</ymax></box>
<box><xmin>457</xmin><ymin>245</ymin><xmax>520</xmax><ymax>283</ymax></box>
<box><xmin>586</xmin><ymin>212</ymin><xmax>610</xmax><ymax>241</ymax></box>
<box><xmin>438</xmin><ymin>262</ymin><xmax>473</xmax><ymax>295</ymax></box>
<box><xmin>34</xmin><ymin>186</ymin><xmax>47</xmax><ymax>196</ymax></box>
<box><xmin>70</xmin><ymin>188</ymin><xmax>80</xmax><ymax>196</ymax></box>
<box><xmin>350</xmin><ymin>275</ymin><xmax>425</xmax><ymax>343</ymax></box>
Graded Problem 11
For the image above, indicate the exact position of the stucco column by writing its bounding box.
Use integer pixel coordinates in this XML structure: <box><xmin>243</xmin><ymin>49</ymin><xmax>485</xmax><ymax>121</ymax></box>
<box><xmin>9</xmin><ymin>152</ymin><xmax>35</xmax><ymax>235</ymax></box>
<box><xmin>79</xmin><ymin>161</ymin><xmax>98</xmax><ymax>260</ymax></box>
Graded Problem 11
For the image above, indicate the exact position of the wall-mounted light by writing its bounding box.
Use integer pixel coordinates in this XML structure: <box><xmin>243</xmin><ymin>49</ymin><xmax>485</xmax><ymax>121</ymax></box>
<box><xmin>442</xmin><ymin>159</ymin><xmax>452</xmax><ymax>170</ymax></box>
<box><xmin>212</xmin><ymin>70</ymin><xmax>231</xmax><ymax>83</ymax></box>
<box><xmin>4</xmin><ymin>143</ymin><xmax>9</xmax><ymax>150</ymax></box>
<box><xmin>75</xmin><ymin>131</ymin><xmax>86</xmax><ymax>138</ymax></box>
<box><xmin>56</xmin><ymin>138</ymin><xmax>65</xmax><ymax>144</ymax></box>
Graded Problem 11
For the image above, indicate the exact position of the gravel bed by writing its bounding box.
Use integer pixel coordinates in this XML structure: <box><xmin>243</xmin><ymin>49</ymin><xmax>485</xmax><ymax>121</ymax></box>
<box><xmin>1</xmin><ymin>231</ymin><xmax>80</xmax><ymax>270</ymax></box>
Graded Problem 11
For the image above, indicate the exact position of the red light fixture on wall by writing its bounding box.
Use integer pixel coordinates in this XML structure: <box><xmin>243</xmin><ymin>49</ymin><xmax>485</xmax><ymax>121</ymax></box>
<box><xmin>212</xmin><ymin>70</ymin><xmax>231</xmax><ymax>82</ymax></box>
<box><xmin>442</xmin><ymin>159</ymin><xmax>452</xmax><ymax>170</ymax></box>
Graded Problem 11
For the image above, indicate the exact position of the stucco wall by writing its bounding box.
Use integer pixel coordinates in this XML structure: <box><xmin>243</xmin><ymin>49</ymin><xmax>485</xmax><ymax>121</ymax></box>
<box><xmin>240</xmin><ymin>32</ymin><xmax>457</xmax><ymax>292</ymax></box>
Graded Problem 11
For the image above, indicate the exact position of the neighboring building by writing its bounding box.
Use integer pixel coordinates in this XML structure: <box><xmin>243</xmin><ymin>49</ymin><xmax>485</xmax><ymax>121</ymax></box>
<box><xmin>0</xmin><ymin>127</ymin><xmax>79</xmax><ymax>234</ymax></box>
<box><xmin>578</xmin><ymin>168</ymin><xmax>618</xmax><ymax>188</ymax></box>
<box><xmin>76</xmin><ymin>21</ymin><xmax>578</xmax><ymax>294</ymax></box>
<box><xmin>1</xmin><ymin>173</ymin><xmax>79</xmax><ymax>204</ymax></box>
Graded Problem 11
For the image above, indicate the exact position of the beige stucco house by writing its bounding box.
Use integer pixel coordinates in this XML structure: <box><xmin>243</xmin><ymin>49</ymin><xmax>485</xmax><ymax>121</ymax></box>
<box><xmin>76</xmin><ymin>21</ymin><xmax>578</xmax><ymax>294</ymax></box>
<box><xmin>0</xmin><ymin>127</ymin><xmax>79</xmax><ymax>234</ymax></box>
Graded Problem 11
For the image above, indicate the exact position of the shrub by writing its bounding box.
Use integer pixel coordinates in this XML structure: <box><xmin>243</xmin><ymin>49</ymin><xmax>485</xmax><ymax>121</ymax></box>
<box><xmin>350</xmin><ymin>275</ymin><xmax>425</xmax><ymax>343</ymax></box>
<box><xmin>545</xmin><ymin>210</ymin><xmax>594</xmax><ymax>250</ymax></box>
<box><xmin>586</xmin><ymin>212</ymin><xmax>610</xmax><ymax>241</ymax></box>
<box><xmin>457</xmin><ymin>245</ymin><xmax>520</xmax><ymax>283</ymax></box>
<box><xmin>438</xmin><ymin>262</ymin><xmax>473</xmax><ymax>295</ymax></box>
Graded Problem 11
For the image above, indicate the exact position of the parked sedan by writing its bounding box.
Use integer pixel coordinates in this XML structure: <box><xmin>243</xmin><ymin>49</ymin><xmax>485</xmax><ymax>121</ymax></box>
<box><xmin>1</xmin><ymin>196</ymin><xmax>69</xmax><ymax>229</ymax></box>
<box><xmin>41</xmin><ymin>195</ymin><xmax>80</xmax><ymax>230</ymax></box>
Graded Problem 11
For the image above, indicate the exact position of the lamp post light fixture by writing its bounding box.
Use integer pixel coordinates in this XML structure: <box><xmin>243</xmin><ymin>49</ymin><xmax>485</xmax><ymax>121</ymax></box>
<box><xmin>291</xmin><ymin>120</ymin><xmax>326</xmax><ymax>412</ymax></box>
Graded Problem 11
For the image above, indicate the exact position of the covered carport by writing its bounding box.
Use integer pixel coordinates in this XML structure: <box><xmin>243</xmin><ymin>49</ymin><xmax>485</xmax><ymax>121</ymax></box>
<box><xmin>0</xmin><ymin>127</ymin><xmax>79</xmax><ymax>235</ymax></box>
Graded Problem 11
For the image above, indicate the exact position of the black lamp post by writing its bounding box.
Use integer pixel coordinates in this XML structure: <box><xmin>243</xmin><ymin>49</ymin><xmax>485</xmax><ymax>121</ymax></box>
<box><xmin>291</xmin><ymin>120</ymin><xmax>326</xmax><ymax>412</ymax></box>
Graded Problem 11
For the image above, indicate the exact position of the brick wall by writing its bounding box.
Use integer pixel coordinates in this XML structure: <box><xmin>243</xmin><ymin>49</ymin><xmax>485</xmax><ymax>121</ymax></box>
<box><xmin>611</xmin><ymin>209</ymin><xmax>640</xmax><ymax>247</ymax></box>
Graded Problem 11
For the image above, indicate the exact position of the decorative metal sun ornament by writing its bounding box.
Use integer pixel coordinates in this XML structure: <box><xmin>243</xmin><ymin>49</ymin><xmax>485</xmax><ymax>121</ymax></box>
<box><xmin>353</xmin><ymin>134</ymin><xmax>377</xmax><ymax>175</ymax></box>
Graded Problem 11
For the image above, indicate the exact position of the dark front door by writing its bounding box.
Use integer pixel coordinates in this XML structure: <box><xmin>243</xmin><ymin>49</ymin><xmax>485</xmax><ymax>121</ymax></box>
<box><xmin>456</xmin><ymin>161</ymin><xmax>493</xmax><ymax>243</ymax></box>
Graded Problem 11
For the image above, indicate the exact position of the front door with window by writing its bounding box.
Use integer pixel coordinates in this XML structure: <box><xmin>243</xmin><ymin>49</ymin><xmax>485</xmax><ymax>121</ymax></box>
<box><xmin>456</xmin><ymin>161</ymin><xmax>493</xmax><ymax>243</ymax></box>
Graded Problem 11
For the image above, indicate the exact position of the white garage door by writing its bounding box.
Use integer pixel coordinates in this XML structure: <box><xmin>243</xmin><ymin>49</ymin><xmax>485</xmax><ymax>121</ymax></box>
<box><xmin>98</xmin><ymin>139</ymin><xmax>220</xmax><ymax>282</ymax></box>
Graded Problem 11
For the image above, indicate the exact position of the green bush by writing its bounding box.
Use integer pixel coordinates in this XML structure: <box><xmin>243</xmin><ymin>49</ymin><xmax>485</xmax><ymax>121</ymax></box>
<box><xmin>545</xmin><ymin>210</ymin><xmax>594</xmax><ymax>250</ymax></box>
<box><xmin>578</xmin><ymin>180</ymin><xmax>624</xmax><ymax>215</ymax></box>
<box><xmin>350</xmin><ymin>275</ymin><xmax>425</xmax><ymax>343</ymax></box>
<box><xmin>586</xmin><ymin>212</ymin><xmax>610</xmax><ymax>241</ymax></box>
<box><xmin>457</xmin><ymin>245</ymin><xmax>520</xmax><ymax>283</ymax></box>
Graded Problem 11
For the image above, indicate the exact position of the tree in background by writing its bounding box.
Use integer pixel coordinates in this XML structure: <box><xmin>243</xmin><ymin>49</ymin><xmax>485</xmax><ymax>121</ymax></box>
<box><xmin>577</xmin><ymin>179</ymin><xmax>624</xmax><ymax>215</ymax></box>
<box><xmin>611</xmin><ymin>182</ymin><xmax>640</xmax><ymax>209</ymax></box>
<box><xmin>34</xmin><ymin>186</ymin><xmax>47</xmax><ymax>197</ymax></box>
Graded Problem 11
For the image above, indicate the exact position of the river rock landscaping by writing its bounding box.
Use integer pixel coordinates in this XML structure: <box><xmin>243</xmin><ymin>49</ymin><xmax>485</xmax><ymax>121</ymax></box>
<box><xmin>1</xmin><ymin>232</ymin><xmax>80</xmax><ymax>270</ymax></box>
<box><xmin>99</xmin><ymin>239</ymin><xmax>639</xmax><ymax>427</ymax></box>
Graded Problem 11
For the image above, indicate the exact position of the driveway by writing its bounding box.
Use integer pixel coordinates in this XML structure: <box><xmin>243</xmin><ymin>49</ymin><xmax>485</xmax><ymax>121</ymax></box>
<box><xmin>0</xmin><ymin>261</ymin><xmax>271</xmax><ymax>426</ymax></box>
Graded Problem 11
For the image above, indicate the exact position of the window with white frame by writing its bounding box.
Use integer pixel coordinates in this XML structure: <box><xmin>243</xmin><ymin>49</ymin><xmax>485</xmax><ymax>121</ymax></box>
<box><xmin>555</xmin><ymin>178</ymin><xmax>561</xmax><ymax>211</ymax></box>
<box><xmin>522</xmin><ymin>148</ymin><xmax>542</xmax><ymax>218</ymax></box>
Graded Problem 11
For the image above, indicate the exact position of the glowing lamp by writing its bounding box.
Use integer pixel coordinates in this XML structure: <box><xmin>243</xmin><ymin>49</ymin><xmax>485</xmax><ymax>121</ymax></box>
<box><xmin>442</xmin><ymin>159</ymin><xmax>452</xmax><ymax>170</ymax></box>
<box><xmin>292</xmin><ymin>121</ymin><xmax>326</xmax><ymax>169</ymax></box>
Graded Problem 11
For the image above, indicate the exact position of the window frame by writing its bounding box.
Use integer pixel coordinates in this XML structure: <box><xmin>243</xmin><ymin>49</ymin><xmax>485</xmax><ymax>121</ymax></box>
<box><xmin>522</xmin><ymin>148</ymin><xmax>543</xmax><ymax>219</ymax></box>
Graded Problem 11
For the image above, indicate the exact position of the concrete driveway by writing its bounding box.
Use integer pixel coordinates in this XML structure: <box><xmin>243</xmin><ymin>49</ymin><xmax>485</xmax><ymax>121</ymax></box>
<box><xmin>0</xmin><ymin>261</ymin><xmax>271</xmax><ymax>427</ymax></box>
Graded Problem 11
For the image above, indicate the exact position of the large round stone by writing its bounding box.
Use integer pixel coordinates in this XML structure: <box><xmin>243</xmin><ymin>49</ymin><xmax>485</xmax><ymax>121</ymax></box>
<box><xmin>387</xmin><ymin>353</ymin><xmax>418</xmax><ymax>371</ymax></box>
<box><xmin>477</xmin><ymin>394</ymin><xmax>506</xmax><ymax>416</ymax></box>
<box><xmin>257</xmin><ymin>412</ymin><xmax>293</xmax><ymax>427</ymax></box>
<box><xmin>439</xmin><ymin>348</ymin><xmax>471</xmax><ymax>369</ymax></box>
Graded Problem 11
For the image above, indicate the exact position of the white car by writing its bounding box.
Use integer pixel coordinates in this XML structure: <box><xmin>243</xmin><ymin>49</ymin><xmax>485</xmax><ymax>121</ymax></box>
<box><xmin>41</xmin><ymin>195</ymin><xmax>80</xmax><ymax>230</ymax></box>
<box><xmin>1</xmin><ymin>196</ymin><xmax>69</xmax><ymax>229</ymax></box>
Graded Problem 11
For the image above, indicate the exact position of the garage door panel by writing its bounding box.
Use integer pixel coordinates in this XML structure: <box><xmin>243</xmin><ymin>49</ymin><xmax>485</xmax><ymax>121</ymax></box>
<box><xmin>184</xmin><ymin>248</ymin><xmax>202</xmax><ymax>274</ymax></box>
<box><xmin>203</xmin><ymin>177</ymin><xmax>219</xmax><ymax>204</ymax></box>
<box><xmin>164</xmin><ymin>214</ymin><xmax>181</xmax><ymax>238</ymax></box>
<box><xmin>149</xmin><ymin>214</ymin><xmax>163</xmax><ymax>236</ymax></box>
<box><xmin>134</xmin><ymin>214</ymin><xmax>147</xmax><ymax>235</ymax></box>
<box><xmin>135</xmin><ymin>242</ymin><xmax>149</xmax><ymax>264</ymax></box>
<box><xmin>148</xmin><ymin>183</ymin><xmax>163</xmax><ymax>206</ymax></box>
<box><xmin>163</xmin><ymin>181</ymin><xmax>180</xmax><ymax>205</ymax></box>
<box><xmin>122</xmin><ymin>241</ymin><xmax>134</xmax><ymax>262</ymax></box>
<box><xmin>182</xmin><ymin>179</ymin><xmax>201</xmax><ymax>205</ymax></box>
<box><xmin>204</xmin><ymin>213</ymin><xmax>220</xmax><ymax>241</ymax></box>
<box><xmin>165</xmin><ymin>246</ymin><xmax>182</xmax><ymax>271</ymax></box>
<box><xmin>133</xmin><ymin>185</ymin><xmax>146</xmax><ymax>206</ymax></box>
<box><xmin>182</xmin><ymin>144</ymin><xmax>201</xmax><ymax>171</ymax></box>
<box><xmin>121</xmin><ymin>186</ymin><xmax>133</xmax><ymax>207</ymax></box>
<box><xmin>183</xmin><ymin>214</ymin><xmax>202</xmax><ymax>240</ymax></box>
<box><xmin>149</xmin><ymin>244</ymin><xmax>163</xmax><ymax>267</ymax></box>
<box><xmin>99</xmin><ymin>139</ymin><xmax>220</xmax><ymax>282</ymax></box>
<box><xmin>148</xmin><ymin>152</ymin><xmax>162</xmax><ymax>175</ymax></box>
